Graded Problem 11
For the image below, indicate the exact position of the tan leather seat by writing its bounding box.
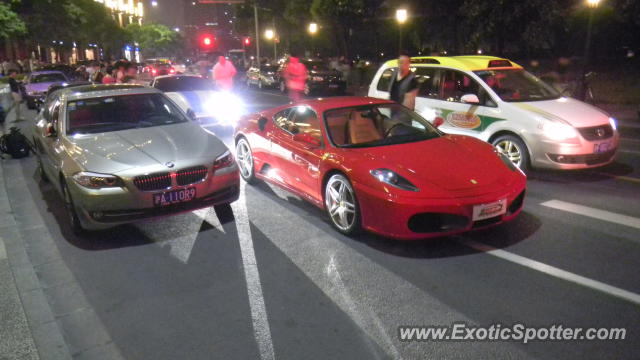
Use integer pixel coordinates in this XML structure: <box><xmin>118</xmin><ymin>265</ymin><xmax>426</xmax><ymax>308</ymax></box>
<box><xmin>348</xmin><ymin>111</ymin><xmax>382</xmax><ymax>144</ymax></box>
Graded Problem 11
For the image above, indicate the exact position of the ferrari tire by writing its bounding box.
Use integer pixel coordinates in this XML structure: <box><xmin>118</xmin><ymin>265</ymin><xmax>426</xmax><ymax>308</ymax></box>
<box><xmin>325</xmin><ymin>174</ymin><xmax>361</xmax><ymax>235</ymax></box>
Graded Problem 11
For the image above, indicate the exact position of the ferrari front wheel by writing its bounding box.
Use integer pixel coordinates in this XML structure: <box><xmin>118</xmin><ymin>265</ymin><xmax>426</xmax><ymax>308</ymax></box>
<box><xmin>325</xmin><ymin>174</ymin><xmax>361</xmax><ymax>235</ymax></box>
<box><xmin>235</xmin><ymin>138</ymin><xmax>256</xmax><ymax>184</ymax></box>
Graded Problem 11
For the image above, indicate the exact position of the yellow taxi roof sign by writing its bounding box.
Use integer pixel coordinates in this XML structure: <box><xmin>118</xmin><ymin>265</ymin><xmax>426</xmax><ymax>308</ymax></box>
<box><xmin>385</xmin><ymin>55</ymin><xmax>523</xmax><ymax>72</ymax></box>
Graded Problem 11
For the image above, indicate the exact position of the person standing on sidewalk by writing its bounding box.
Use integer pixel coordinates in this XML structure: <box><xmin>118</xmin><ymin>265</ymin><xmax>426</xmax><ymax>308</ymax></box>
<box><xmin>283</xmin><ymin>54</ymin><xmax>308</xmax><ymax>103</ymax></box>
<box><xmin>6</xmin><ymin>70</ymin><xmax>24</xmax><ymax>122</ymax></box>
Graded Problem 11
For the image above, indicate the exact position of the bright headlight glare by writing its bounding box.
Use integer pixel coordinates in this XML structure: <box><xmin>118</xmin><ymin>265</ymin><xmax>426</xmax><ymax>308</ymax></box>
<box><xmin>204</xmin><ymin>91</ymin><xmax>246</xmax><ymax>126</ymax></box>
<box><xmin>370</xmin><ymin>169</ymin><xmax>419</xmax><ymax>192</ymax></box>
<box><xmin>541</xmin><ymin>120</ymin><xmax>577</xmax><ymax>141</ymax></box>
<box><xmin>609</xmin><ymin>117</ymin><xmax>617</xmax><ymax>131</ymax></box>
<box><xmin>72</xmin><ymin>172</ymin><xmax>123</xmax><ymax>189</ymax></box>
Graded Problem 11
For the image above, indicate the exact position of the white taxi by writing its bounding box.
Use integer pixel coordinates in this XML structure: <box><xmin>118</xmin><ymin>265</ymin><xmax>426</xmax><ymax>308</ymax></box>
<box><xmin>369</xmin><ymin>56</ymin><xmax>619</xmax><ymax>170</ymax></box>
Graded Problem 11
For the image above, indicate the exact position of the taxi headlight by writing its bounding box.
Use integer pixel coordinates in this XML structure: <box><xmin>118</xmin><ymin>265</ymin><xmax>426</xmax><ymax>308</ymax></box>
<box><xmin>72</xmin><ymin>172</ymin><xmax>123</xmax><ymax>189</ymax></box>
<box><xmin>370</xmin><ymin>169</ymin><xmax>419</xmax><ymax>192</ymax></box>
<box><xmin>541</xmin><ymin>120</ymin><xmax>578</xmax><ymax>141</ymax></box>
<box><xmin>609</xmin><ymin>117</ymin><xmax>617</xmax><ymax>131</ymax></box>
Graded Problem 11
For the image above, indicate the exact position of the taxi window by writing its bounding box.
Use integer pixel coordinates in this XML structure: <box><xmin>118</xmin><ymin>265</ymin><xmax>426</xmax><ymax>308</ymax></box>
<box><xmin>439</xmin><ymin>70</ymin><xmax>491</xmax><ymax>105</ymax></box>
<box><xmin>376</xmin><ymin>68</ymin><xmax>394</xmax><ymax>92</ymax></box>
<box><xmin>414</xmin><ymin>68</ymin><xmax>439</xmax><ymax>99</ymax></box>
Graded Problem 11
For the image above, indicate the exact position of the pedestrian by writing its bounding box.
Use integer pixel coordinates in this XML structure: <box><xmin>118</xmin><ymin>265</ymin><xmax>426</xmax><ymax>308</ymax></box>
<box><xmin>283</xmin><ymin>54</ymin><xmax>308</xmax><ymax>103</ymax></box>
<box><xmin>101</xmin><ymin>68</ymin><xmax>116</xmax><ymax>84</ymax></box>
<box><xmin>6</xmin><ymin>70</ymin><xmax>24</xmax><ymax>122</ymax></box>
<box><xmin>389</xmin><ymin>51</ymin><xmax>419</xmax><ymax>111</ymax></box>
<box><xmin>212</xmin><ymin>56</ymin><xmax>237</xmax><ymax>91</ymax></box>
<box><xmin>91</xmin><ymin>63</ymin><xmax>105</xmax><ymax>83</ymax></box>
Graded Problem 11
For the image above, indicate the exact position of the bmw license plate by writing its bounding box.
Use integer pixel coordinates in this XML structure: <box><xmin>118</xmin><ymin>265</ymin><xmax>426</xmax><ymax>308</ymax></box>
<box><xmin>472</xmin><ymin>199</ymin><xmax>507</xmax><ymax>221</ymax></box>
<box><xmin>153</xmin><ymin>188</ymin><xmax>196</xmax><ymax>206</ymax></box>
<box><xmin>594</xmin><ymin>141</ymin><xmax>613</xmax><ymax>154</ymax></box>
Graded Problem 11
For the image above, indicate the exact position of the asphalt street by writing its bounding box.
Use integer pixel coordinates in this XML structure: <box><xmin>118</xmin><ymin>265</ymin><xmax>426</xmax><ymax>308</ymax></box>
<box><xmin>1</xmin><ymin>88</ymin><xmax>639</xmax><ymax>360</ymax></box>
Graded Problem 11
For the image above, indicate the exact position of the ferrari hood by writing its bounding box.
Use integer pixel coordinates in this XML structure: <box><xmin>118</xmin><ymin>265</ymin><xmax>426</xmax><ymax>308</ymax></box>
<box><xmin>353</xmin><ymin>135</ymin><xmax>514</xmax><ymax>192</ymax></box>
<box><xmin>511</xmin><ymin>98</ymin><xmax>610</xmax><ymax>128</ymax></box>
<box><xmin>68</xmin><ymin>122</ymin><xmax>227</xmax><ymax>173</ymax></box>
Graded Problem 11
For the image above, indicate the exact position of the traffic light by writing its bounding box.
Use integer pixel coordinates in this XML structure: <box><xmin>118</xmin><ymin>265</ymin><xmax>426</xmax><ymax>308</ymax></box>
<box><xmin>199</xmin><ymin>34</ymin><xmax>215</xmax><ymax>51</ymax></box>
<box><xmin>243</xmin><ymin>37</ymin><xmax>251</xmax><ymax>46</ymax></box>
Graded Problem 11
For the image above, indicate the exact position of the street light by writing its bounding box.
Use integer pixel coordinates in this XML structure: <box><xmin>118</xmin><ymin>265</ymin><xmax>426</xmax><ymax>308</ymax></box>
<box><xmin>264</xmin><ymin>29</ymin><xmax>274</xmax><ymax>40</ymax></box>
<box><xmin>265</xmin><ymin>29</ymin><xmax>277</xmax><ymax>59</ymax></box>
<box><xmin>396</xmin><ymin>9</ymin><xmax>408</xmax><ymax>52</ymax></box>
<box><xmin>308</xmin><ymin>23</ymin><xmax>318</xmax><ymax>34</ymax></box>
<box><xmin>580</xmin><ymin>0</ymin><xmax>601</xmax><ymax>100</ymax></box>
<box><xmin>151</xmin><ymin>0</ymin><xmax>158</xmax><ymax>7</ymax></box>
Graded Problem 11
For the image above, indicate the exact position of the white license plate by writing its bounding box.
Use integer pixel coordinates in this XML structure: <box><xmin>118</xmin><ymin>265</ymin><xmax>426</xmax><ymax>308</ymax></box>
<box><xmin>472</xmin><ymin>199</ymin><xmax>507</xmax><ymax>221</ymax></box>
<box><xmin>594</xmin><ymin>141</ymin><xmax>613</xmax><ymax>154</ymax></box>
<box><xmin>153</xmin><ymin>188</ymin><xmax>196</xmax><ymax>206</ymax></box>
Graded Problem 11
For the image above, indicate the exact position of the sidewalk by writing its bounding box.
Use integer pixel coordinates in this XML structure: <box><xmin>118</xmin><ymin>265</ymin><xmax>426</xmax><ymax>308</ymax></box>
<box><xmin>0</xmin><ymin>156</ymin><xmax>39</xmax><ymax>360</ymax></box>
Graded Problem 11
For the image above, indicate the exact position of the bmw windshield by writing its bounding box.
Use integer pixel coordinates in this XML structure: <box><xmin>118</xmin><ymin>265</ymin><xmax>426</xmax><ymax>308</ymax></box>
<box><xmin>474</xmin><ymin>69</ymin><xmax>561</xmax><ymax>102</ymax></box>
<box><xmin>66</xmin><ymin>94</ymin><xmax>189</xmax><ymax>135</ymax></box>
<box><xmin>325</xmin><ymin>104</ymin><xmax>441</xmax><ymax>148</ymax></box>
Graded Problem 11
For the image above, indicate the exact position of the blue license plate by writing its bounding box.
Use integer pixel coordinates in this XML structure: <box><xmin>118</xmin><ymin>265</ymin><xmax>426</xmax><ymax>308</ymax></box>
<box><xmin>153</xmin><ymin>188</ymin><xmax>196</xmax><ymax>206</ymax></box>
<box><xmin>594</xmin><ymin>141</ymin><xmax>612</xmax><ymax>154</ymax></box>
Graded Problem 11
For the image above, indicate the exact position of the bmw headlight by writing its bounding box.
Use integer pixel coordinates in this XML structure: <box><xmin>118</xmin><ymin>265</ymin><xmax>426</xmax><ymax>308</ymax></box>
<box><xmin>370</xmin><ymin>169</ymin><xmax>419</xmax><ymax>192</ymax></box>
<box><xmin>72</xmin><ymin>172</ymin><xmax>123</xmax><ymax>189</ymax></box>
<box><xmin>541</xmin><ymin>120</ymin><xmax>578</xmax><ymax>141</ymax></box>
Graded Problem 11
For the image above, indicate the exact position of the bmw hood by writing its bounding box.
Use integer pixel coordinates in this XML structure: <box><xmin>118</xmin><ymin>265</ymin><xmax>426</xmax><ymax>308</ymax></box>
<box><xmin>511</xmin><ymin>98</ymin><xmax>610</xmax><ymax>128</ymax></box>
<box><xmin>353</xmin><ymin>135</ymin><xmax>518</xmax><ymax>193</ymax></box>
<box><xmin>68</xmin><ymin>122</ymin><xmax>228</xmax><ymax>174</ymax></box>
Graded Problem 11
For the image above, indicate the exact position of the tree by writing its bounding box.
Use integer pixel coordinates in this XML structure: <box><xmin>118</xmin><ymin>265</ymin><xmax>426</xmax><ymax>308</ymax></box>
<box><xmin>125</xmin><ymin>23</ymin><xmax>183</xmax><ymax>58</ymax></box>
<box><xmin>0</xmin><ymin>2</ymin><xmax>26</xmax><ymax>40</ymax></box>
<box><xmin>310</xmin><ymin>0</ymin><xmax>365</xmax><ymax>57</ymax></box>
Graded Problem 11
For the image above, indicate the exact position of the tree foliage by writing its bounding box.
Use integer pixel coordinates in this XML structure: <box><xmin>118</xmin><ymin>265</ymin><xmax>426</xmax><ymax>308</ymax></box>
<box><xmin>0</xmin><ymin>2</ymin><xmax>26</xmax><ymax>40</ymax></box>
<box><xmin>125</xmin><ymin>23</ymin><xmax>183</xmax><ymax>58</ymax></box>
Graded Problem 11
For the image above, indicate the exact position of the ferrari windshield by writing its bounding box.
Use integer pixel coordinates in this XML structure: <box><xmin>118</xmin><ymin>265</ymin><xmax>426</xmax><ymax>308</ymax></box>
<box><xmin>66</xmin><ymin>93</ymin><xmax>189</xmax><ymax>135</ymax></box>
<box><xmin>325</xmin><ymin>104</ymin><xmax>441</xmax><ymax>148</ymax></box>
<box><xmin>474</xmin><ymin>69</ymin><xmax>561</xmax><ymax>102</ymax></box>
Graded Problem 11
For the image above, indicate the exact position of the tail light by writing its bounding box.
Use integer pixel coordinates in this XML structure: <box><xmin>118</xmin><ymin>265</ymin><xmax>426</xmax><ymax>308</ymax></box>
<box><xmin>152</xmin><ymin>68</ymin><xmax>157</xmax><ymax>75</ymax></box>
<box><xmin>169</xmin><ymin>68</ymin><xmax>176</xmax><ymax>74</ymax></box>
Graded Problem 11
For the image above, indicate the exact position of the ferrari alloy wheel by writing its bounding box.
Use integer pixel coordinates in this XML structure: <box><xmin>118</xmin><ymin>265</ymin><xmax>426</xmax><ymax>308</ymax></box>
<box><xmin>325</xmin><ymin>174</ymin><xmax>360</xmax><ymax>235</ymax></box>
<box><xmin>493</xmin><ymin>135</ymin><xmax>530</xmax><ymax>171</ymax></box>
<box><xmin>236</xmin><ymin>138</ymin><xmax>256</xmax><ymax>184</ymax></box>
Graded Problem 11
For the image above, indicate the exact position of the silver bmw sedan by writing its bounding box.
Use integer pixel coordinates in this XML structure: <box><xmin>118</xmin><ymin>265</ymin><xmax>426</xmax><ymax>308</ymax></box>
<box><xmin>32</xmin><ymin>84</ymin><xmax>239</xmax><ymax>235</ymax></box>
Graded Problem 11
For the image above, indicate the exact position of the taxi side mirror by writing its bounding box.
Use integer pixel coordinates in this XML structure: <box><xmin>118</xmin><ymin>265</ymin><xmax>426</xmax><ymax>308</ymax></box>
<box><xmin>461</xmin><ymin>94</ymin><xmax>480</xmax><ymax>105</ymax></box>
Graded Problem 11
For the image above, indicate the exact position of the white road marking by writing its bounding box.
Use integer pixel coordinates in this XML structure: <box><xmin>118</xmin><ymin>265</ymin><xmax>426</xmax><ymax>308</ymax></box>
<box><xmin>541</xmin><ymin>199</ymin><xmax>640</xmax><ymax>230</ymax></box>
<box><xmin>0</xmin><ymin>237</ymin><xmax>6</xmax><ymax>260</ymax></box>
<box><xmin>619</xmin><ymin>149</ymin><xmax>640</xmax><ymax>155</ymax></box>
<box><xmin>232</xmin><ymin>182</ymin><xmax>275</xmax><ymax>360</ymax></box>
<box><xmin>459</xmin><ymin>239</ymin><xmax>640</xmax><ymax>306</ymax></box>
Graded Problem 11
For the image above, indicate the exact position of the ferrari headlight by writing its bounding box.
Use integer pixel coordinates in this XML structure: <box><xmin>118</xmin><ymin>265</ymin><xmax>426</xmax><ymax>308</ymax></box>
<box><xmin>72</xmin><ymin>172</ymin><xmax>123</xmax><ymax>189</ymax></box>
<box><xmin>494</xmin><ymin>149</ymin><xmax>520</xmax><ymax>173</ymax></box>
<box><xmin>370</xmin><ymin>169</ymin><xmax>419</xmax><ymax>192</ymax></box>
<box><xmin>541</xmin><ymin>120</ymin><xmax>577</xmax><ymax>141</ymax></box>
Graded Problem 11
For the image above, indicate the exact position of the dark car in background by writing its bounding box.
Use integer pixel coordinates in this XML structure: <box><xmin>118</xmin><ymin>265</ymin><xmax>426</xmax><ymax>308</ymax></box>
<box><xmin>276</xmin><ymin>59</ymin><xmax>346</xmax><ymax>95</ymax></box>
<box><xmin>245</xmin><ymin>64</ymin><xmax>279</xmax><ymax>89</ymax></box>
<box><xmin>23</xmin><ymin>70</ymin><xmax>70</xmax><ymax>109</ymax></box>
<box><xmin>143</xmin><ymin>62</ymin><xmax>176</xmax><ymax>77</ymax></box>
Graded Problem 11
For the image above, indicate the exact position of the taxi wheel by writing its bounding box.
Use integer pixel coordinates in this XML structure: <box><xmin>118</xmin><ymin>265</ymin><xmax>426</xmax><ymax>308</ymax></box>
<box><xmin>62</xmin><ymin>181</ymin><xmax>87</xmax><ymax>236</ymax></box>
<box><xmin>236</xmin><ymin>137</ymin><xmax>256</xmax><ymax>184</ymax></box>
<box><xmin>492</xmin><ymin>135</ymin><xmax>530</xmax><ymax>171</ymax></box>
<box><xmin>325</xmin><ymin>174</ymin><xmax>361</xmax><ymax>236</ymax></box>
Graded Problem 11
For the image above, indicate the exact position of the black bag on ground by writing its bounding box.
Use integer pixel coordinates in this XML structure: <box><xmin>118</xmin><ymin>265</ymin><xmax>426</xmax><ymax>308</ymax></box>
<box><xmin>0</xmin><ymin>127</ymin><xmax>30</xmax><ymax>159</ymax></box>
<box><xmin>0</xmin><ymin>104</ymin><xmax>5</xmax><ymax>124</ymax></box>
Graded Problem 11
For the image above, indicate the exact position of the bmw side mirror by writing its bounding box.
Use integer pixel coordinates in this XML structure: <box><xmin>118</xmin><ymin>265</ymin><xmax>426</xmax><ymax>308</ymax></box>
<box><xmin>258</xmin><ymin>116</ymin><xmax>268</xmax><ymax>132</ymax></box>
<box><xmin>461</xmin><ymin>94</ymin><xmax>480</xmax><ymax>105</ymax></box>
<box><xmin>186</xmin><ymin>109</ymin><xmax>197</xmax><ymax>121</ymax></box>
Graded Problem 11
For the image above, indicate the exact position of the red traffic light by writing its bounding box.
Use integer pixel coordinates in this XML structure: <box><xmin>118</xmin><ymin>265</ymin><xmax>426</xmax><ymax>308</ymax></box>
<box><xmin>244</xmin><ymin>37</ymin><xmax>251</xmax><ymax>46</ymax></box>
<box><xmin>199</xmin><ymin>34</ymin><xmax>215</xmax><ymax>50</ymax></box>
<box><xmin>203</xmin><ymin>37</ymin><xmax>212</xmax><ymax>46</ymax></box>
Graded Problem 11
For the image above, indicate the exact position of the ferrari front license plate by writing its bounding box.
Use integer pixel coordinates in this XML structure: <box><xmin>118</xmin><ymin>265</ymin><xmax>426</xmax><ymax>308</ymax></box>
<box><xmin>153</xmin><ymin>188</ymin><xmax>196</xmax><ymax>207</ymax></box>
<box><xmin>472</xmin><ymin>199</ymin><xmax>507</xmax><ymax>221</ymax></box>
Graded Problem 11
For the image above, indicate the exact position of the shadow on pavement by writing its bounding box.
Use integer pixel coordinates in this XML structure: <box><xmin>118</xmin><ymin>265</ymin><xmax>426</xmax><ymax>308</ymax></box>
<box><xmin>527</xmin><ymin>161</ymin><xmax>634</xmax><ymax>183</ymax></box>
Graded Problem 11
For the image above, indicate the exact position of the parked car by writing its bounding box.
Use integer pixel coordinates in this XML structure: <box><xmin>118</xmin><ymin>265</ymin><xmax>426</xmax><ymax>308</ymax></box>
<box><xmin>276</xmin><ymin>59</ymin><xmax>346</xmax><ymax>95</ymax></box>
<box><xmin>32</xmin><ymin>84</ymin><xmax>239</xmax><ymax>235</ymax></box>
<box><xmin>143</xmin><ymin>62</ymin><xmax>176</xmax><ymax>77</ymax></box>
<box><xmin>23</xmin><ymin>70</ymin><xmax>70</xmax><ymax>109</ymax></box>
<box><xmin>369</xmin><ymin>55</ymin><xmax>619</xmax><ymax>170</ymax></box>
<box><xmin>245</xmin><ymin>64</ymin><xmax>279</xmax><ymax>89</ymax></box>
<box><xmin>234</xmin><ymin>97</ymin><xmax>526</xmax><ymax>239</ymax></box>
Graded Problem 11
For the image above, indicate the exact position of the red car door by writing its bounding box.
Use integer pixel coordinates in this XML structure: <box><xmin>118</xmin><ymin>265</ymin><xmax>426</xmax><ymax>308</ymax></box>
<box><xmin>270</xmin><ymin>106</ymin><xmax>324</xmax><ymax>202</ymax></box>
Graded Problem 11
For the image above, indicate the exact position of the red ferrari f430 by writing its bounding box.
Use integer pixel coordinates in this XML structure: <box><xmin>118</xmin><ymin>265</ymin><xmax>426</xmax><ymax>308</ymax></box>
<box><xmin>234</xmin><ymin>97</ymin><xmax>526</xmax><ymax>240</ymax></box>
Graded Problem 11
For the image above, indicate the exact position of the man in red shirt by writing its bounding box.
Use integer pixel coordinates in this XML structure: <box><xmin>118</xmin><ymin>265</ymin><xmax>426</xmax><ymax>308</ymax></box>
<box><xmin>283</xmin><ymin>54</ymin><xmax>308</xmax><ymax>102</ymax></box>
